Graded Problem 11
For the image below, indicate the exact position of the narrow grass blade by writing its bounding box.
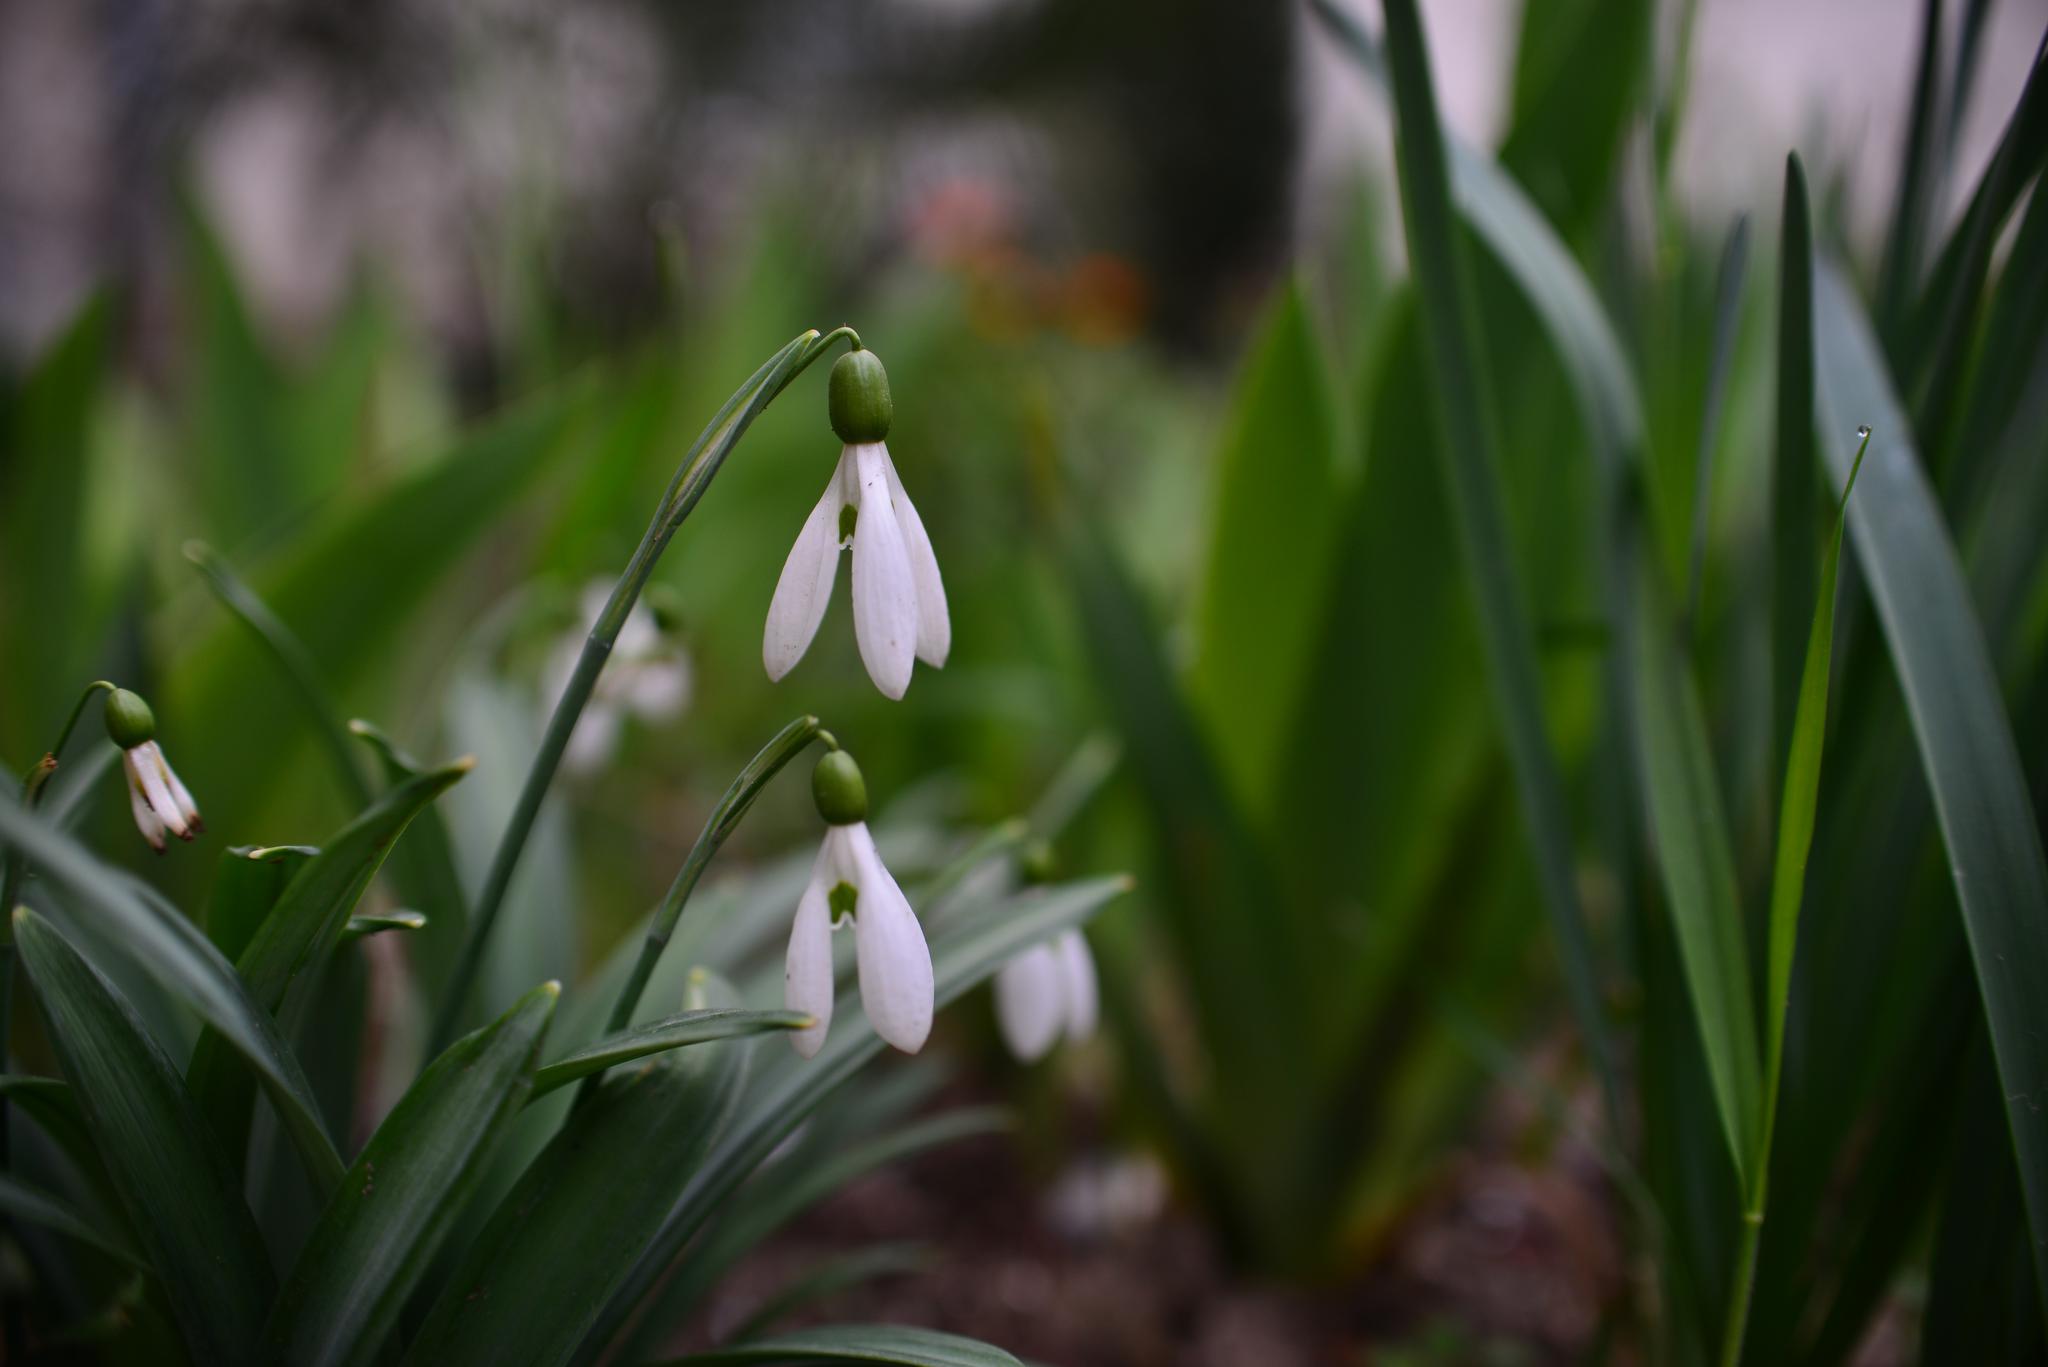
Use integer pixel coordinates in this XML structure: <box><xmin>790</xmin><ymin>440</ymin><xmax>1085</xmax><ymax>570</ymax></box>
<box><xmin>0</xmin><ymin>1173</ymin><xmax>145</xmax><ymax>1270</ymax></box>
<box><xmin>1375</xmin><ymin>0</ymin><xmax>1615</xmax><ymax>1119</ymax></box>
<box><xmin>655</xmin><ymin>1325</ymin><xmax>1021</xmax><ymax>1367</ymax></box>
<box><xmin>1772</xmin><ymin>154</ymin><xmax>1817</xmax><ymax>798</ymax></box>
<box><xmin>400</xmin><ymin>994</ymin><xmax>748</xmax><ymax>1367</ymax></box>
<box><xmin>1724</xmin><ymin>430</ymin><xmax>1870</xmax><ymax>1365</ymax></box>
<box><xmin>266</xmin><ymin>979</ymin><xmax>557</xmax><ymax>1367</ymax></box>
<box><xmin>529</xmin><ymin>1007</ymin><xmax>809</xmax><ymax>1098</ymax></box>
<box><xmin>0</xmin><ymin>797</ymin><xmax>343</xmax><ymax>1188</ymax></box>
<box><xmin>14</xmin><ymin>909</ymin><xmax>274</xmax><ymax>1363</ymax></box>
<box><xmin>1813</xmin><ymin>259</ymin><xmax>2048</xmax><ymax>1318</ymax></box>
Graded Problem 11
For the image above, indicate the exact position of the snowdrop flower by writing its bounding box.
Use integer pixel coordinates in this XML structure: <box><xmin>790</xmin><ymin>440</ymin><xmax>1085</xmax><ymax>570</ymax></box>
<box><xmin>105</xmin><ymin>689</ymin><xmax>202</xmax><ymax>852</ymax></box>
<box><xmin>785</xmin><ymin>749</ymin><xmax>935</xmax><ymax>1058</ymax></box>
<box><xmin>763</xmin><ymin>348</ymin><xmax>949</xmax><ymax>700</ymax></box>
<box><xmin>546</xmin><ymin>581</ymin><xmax>693</xmax><ymax>775</ymax></box>
<box><xmin>995</xmin><ymin>930</ymin><xmax>1098</xmax><ymax>1063</ymax></box>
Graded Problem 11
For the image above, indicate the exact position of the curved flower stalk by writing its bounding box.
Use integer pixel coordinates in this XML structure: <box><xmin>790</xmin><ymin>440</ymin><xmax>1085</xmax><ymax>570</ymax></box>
<box><xmin>764</xmin><ymin>348</ymin><xmax>949</xmax><ymax>700</ymax></box>
<box><xmin>545</xmin><ymin>581</ymin><xmax>693</xmax><ymax>775</ymax></box>
<box><xmin>785</xmin><ymin>749</ymin><xmax>935</xmax><ymax>1057</ymax></box>
<box><xmin>105</xmin><ymin>689</ymin><xmax>202</xmax><ymax>852</ymax></box>
<box><xmin>994</xmin><ymin>929</ymin><xmax>1099</xmax><ymax>1063</ymax></box>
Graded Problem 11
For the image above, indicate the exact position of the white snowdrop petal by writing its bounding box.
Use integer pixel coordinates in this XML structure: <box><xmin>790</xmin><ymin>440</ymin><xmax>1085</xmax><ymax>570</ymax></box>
<box><xmin>134</xmin><ymin>743</ymin><xmax>191</xmax><ymax>840</ymax></box>
<box><xmin>763</xmin><ymin>455</ymin><xmax>850</xmax><ymax>682</ymax></box>
<box><xmin>622</xmin><ymin>655</ymin><xmax>691</xmax><ymax>720</ymax></box>
<box><xmin>848</xmin><ymin>445</ymin><xmax>919</xmax><ymax>700</ymax></box>
<box><xmin>880</xmin><ymin>448</ymin><xmax>950</xmax><ymax>668</ymax></box>
<box><xmin>1055</xmin><ymin>930</ymin><xmax>1099</xmax><ymax>1043</ymax></box>
<box><xmin>123</xmin><ymin>756</ymin><xmax>166</xmax><ymax>852</ymax></box>
<box><xmin>846</xmin><ymin>823</ymin><xmax>933</xmax><ymax>1052</ymax></box>
<box><xmin>995</xmin><ymin>943</ymin><xmax>1065</xmax><ymax>1062</ymax></box>
<box><xmin>784</xmin><ymin>852</ymin><xmax>837</xmax><ymax>1059</ymax></box>
<box><xmin>159</xmin><ymin>751</ymin><xmax>202</xmax><ymax>830</ymax></box>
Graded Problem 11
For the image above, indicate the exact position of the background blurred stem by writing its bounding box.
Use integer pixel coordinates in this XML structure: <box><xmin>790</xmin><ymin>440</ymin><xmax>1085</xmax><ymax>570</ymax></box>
<box><xmin>429</xmin><ymin>327</ymin><xmax>853</xmax><ymax>1050</ymax></box>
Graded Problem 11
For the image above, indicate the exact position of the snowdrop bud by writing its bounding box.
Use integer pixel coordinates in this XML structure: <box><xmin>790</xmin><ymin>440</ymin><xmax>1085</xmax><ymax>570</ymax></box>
<box><xmin>104</xmin><ymin>689</ymin><xmax>157</xmax><ymax>750</ymax></box>
<box><xmin>811</xmin><ymin>750</ymin><xmax>868</xmax><ymax>826</ymax></box>
<box><xmin>828</xmin><ymin>349</ymin><xmax>893</xmax><ymax>444</ymax></box>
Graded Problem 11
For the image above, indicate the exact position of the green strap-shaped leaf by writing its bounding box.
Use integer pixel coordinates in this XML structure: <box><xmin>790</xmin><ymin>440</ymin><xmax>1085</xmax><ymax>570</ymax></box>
<box><xmin>0</xmin><ymin>797</ymin><xmax>343</xmax><ymax>1188</ymax></box>
<box><xmin>399</xmin><ymin>999</ymin><xmax>750</xmax><ymax>1367</ymax></box>
<box><xmin>588</xmin><ymin>877</ymin><xmax>1127</xmax><ymax>1361</ymax></box>
<box><xmin>205</xmin><ymin>845</ymin><xmax>317</xmax><ymax>961</ymax></box>
<box><xmin>350</xmin><ymin>720</ymin><xmax>470</xmax><ymax>990</ymax></box>
<box><xmin>528</xmin><ymin>1007</ymin><xmax>810</xmax><ymax>1098</ymax></box>
<box><xmin>14</xmin><ymin>909</ymin><xmax>274</xmax><ymax>1364</ymax></box>
<box><xmin>265</xmin><ymin>979</ymin><xmax>557</xmax><ymax>1367</ymax></box>
<box><xmin>341</xmin><ymin>909</ymin><xmax>428</xmax><ymax>940</ymax></box>
<box><xmin>0</xmin><ymin>1172</ymin><xmax>145</xmax><ymax>1269</ymax></box>
<box><xmin>185</xmin><ymin>758</ymin><xmax>470</xmax><ymax>1165</ymax></box>
<box><xmin>653</xmin><ymin>1325</ymin><xmax>1020</xmax><ymax>1367</ymax></box>
<box><xmin>1812</xmin><ymin>260</ymin><xmax>2048</xmax><ymax>1318</ymax></box>
<box><xmin>1771</xmin><ymin>154</ymin><xmax>1818</xmax><ymax>799</ymax></box>
<box><xmin>1370</xmin><ymin>0</ymin><xmax>1618</xmax><ymax>1120</ymax></box>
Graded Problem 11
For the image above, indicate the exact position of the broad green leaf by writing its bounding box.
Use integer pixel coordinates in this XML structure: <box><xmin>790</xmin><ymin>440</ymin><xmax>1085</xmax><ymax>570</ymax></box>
<box><xmin>185</xmin><ymin>758</ymin><xmax>471</xmax><ymax>1163</ymax></box>
<box><xmin>654</xmin><ymin>1325</ymin><xmax>1020</xmax><ymax>1367</ymax></box>
<box><xmin>400</xmin><ymin>998</ymin><xmax>748</xmax><ymax>1367</ymax></box>
<box><xmin>654</xmin><ymin>1108</ymin><xmax>1009</xmax><ymax>1329</ymax></box>
<box><xmin>528</xmin><ymin>1007</ymin><xmax>810</xmax><ymax>1098</ymax></box>
<box><xmin>14</xmin><ymin>909</ymin><xmax>273</xmax><ymax>1363</ymax></box>
<box><xmin>205</xmin><ymin>845</ymin><xmax>316</xmax><ymax>961</ymax></box>
<box><xmin>1371</xmin><ymin>0</ymin><xmax>1616</xmax><ymax>1120</ymax></box>
<box><xmin>1499</xmin><ymin>0</ymin><xmax>1650</xmax><ymax>241</ymax></box>
<box><xmin>1874</xmin><ymin>0</ymin><xmax>1946</xmax><ymax>346</ymax></box>
<box><xmin>1813</xmin><ymin>260</ymin><xmax>2048</xmax><ymax>1316</ymax></box>
<box><xmin>0</xmin><ymin>796</ymin><xmax>343</xmax><ymax>1188</ymax></box>
<box><xmin>1187</xmin><ymin>280</ymin><xmax>1344</xmax><ymax>813</ymax></box>
<box><xmin>585</xmin><ymin>877</ymin><xmax>1126</xmax><ymax>1359</ymax></box>
<box><xmin>266</xmin><ymin>980</ymin><xmax>557</xmax><ymax>1367</ymax></box>
<box><xmin>0</xmin><ymin>1172</ymin><xmax>144</xmax><ymax>1269</ymax></box>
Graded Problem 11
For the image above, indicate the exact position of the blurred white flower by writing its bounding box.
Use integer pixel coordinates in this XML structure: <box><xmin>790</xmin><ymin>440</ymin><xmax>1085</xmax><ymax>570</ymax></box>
<box><xmin>784</xmin><ymin>819</ymin><xmax>935</xmax><ymax>1059</ymax></box>
<box><xmin>762</xmin><ymin>441</ymin><xmax>949</xmax><ymax>700</ymax></box>
<box><xmin>994</xmin><ymin>929</ymin><xmax>1097</xmax><ymax>1062</ymax></box>
<box><xmin>547</xmin><ymin>581</ymin><xmax>692</xmax><ymax>775</ymax></box>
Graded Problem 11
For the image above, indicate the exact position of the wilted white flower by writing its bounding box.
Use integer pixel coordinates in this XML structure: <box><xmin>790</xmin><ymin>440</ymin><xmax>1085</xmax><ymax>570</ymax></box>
<box><xmin>105</xmin><ymin>689</ymin><xmax>202</xmax><ymax>853</ymax></box>
<box><xmin>994</xmin><ymin>930</ymin><xmax>1098</xmax><ymax>1063</ymax></box>
<box><xmin>763</xmin><ymin>349</ymin><xmax>948</xmax><ymax>700</ymax></box>
<box><xmin>547</xmin><ymin>581</ymin><xmax>693</xmax><ymax>775</ymax></box>
<box><xmin>785</xmin><ymin>751</ymin><xmax>935</xmax><ymax>1057</ymax></box>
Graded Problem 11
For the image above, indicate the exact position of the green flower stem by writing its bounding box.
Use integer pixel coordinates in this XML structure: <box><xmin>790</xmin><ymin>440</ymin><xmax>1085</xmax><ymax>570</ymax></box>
<box><xmin>0</xmin><ymin>679</ymin><xmax>118</xmax><ymax>1177</ymax></box>
<box><xmin>429</xmin><ymin>328</ymin><xmax>858</xmax><ymax>1050</ymax></box>
<box><xmin>579</xmin><ymin>716</ymin><xmax>831</xmax><ymax>1108</ymax></box>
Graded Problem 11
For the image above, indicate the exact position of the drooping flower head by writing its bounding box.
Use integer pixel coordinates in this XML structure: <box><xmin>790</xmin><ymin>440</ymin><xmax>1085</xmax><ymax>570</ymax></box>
<box><xmin>763</xmin><ymin>348</ymin><xmax>949</xmax><ymax>700</ymax></box>
<box><xmin>784</xmin><ymin>748</ymin><xmax>935</xmax><ymax>1058</ymax></box>
<box><xmin>993</xmin><ymin>841</ymin><xmax>1098</xmax><ymax>1062</ymax></box>
<box><xmin>105</xmin><ymin>688</ymin><xmax>202</xmax><ymax>853</ymax></box>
